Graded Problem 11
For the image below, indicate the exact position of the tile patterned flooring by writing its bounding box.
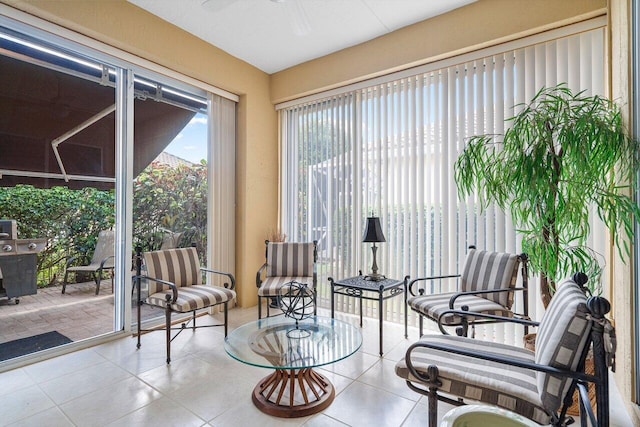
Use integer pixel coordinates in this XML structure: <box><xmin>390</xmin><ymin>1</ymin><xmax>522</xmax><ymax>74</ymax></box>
<box><xmin>0</xmin><ymin>305</ymin><xmax>635</xmax><ymax>426</ymax></box>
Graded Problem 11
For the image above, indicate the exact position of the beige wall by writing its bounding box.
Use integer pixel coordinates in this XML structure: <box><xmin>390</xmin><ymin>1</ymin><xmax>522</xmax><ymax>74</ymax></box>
<box><xmin>1</xmin><ymin>0</ymin><xmax>277</xmax><ymax>308</ymax></box>
<box><xmin>271</xmin><ymin>0</ymin><xmax>606</xmax><ymax>104</ymax></box>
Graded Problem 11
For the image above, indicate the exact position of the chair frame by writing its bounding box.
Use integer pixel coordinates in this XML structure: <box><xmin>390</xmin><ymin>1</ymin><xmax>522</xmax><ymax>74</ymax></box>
<box><xmin>134</xmin><ymin>247</ymin><xmax>235</xmax><ymax>364</ymax></box>
<box><xmin>408</xmin><ymin>247</ymin><xmax>530</xmax><ymax>337</ymax></box>
<box><xmin>256</xmin><ymin>240</ymin><xmax>318</xmax><ymax>319</ymax></box>
<box><xmin>403</xmin><ymin>276</ymin><xmax>612</xmax><ymax>427</ymax></box>
<box><xmin>62</xmin><ymin>230</ymin><xmax>115</xmax><ymax>295</ymax></box>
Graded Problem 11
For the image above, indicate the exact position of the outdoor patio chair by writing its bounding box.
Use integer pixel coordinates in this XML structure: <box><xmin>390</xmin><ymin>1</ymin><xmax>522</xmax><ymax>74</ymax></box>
<box><xmin>407</xmin><ymin>247</ymin><xmax>529</xmax><ymax>337</ymax></box>
<box><xmin>62</xmin><ymin>229</ymin><xmax>115</xmax><ymax>295</ymax></box>
<box><xmin>396</xmin><ymin>273</ymin><xmax>616</xmax><ymax>427</ymax></box>
<box><xmin>256</xmin><ymin>240</ymin><xmax>317</xmax><ymax>319</ymax></box>
<box><xmin>159</xmin><ymin>230</ymin><xmax>183</xmax><ymax>250</ymax></box>
<box><xmin>134</xmin><ymin>246</ymin><xmax>235</xmax><ymax>364</ymax></box>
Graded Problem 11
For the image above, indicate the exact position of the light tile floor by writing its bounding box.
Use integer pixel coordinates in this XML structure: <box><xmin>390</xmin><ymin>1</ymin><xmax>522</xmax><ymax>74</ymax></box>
<box><xmin>0</xmin><ymin>280</ymin><xmax>172</xmax><ymax>345</ymax></box>
<box><xmin>0</xmin><ymin>306</ymin><xmax>634</xmax><ymax>427</ymax></box>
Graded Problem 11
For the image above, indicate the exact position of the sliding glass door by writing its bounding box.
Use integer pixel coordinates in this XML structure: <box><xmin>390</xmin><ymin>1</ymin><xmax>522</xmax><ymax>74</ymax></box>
<box><xmin>0</xmin><ymin>14</ymin><xmax>236</xmax><ymax>364</ymax></box>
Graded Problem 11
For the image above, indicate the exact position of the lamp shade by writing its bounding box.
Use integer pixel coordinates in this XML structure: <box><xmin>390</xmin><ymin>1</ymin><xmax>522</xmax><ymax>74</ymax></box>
<box><xmin>362</xmin><ymin>217</ymin><xmax>386</xmax><ymax>243</ymax></box>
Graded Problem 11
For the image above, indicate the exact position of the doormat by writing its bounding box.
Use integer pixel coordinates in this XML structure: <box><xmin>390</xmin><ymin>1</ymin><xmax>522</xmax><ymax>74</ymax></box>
<box><xmin>0</xmin><ymin>331</ymin><xmax>73</xmax><ymax>361</ymax></box>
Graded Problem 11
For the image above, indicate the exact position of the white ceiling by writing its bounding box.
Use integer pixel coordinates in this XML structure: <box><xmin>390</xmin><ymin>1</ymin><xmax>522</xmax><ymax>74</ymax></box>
<box><xmin>128</xmin><ymin>0</ymin><xmax>476</xmax><ymax>74</ymax></box>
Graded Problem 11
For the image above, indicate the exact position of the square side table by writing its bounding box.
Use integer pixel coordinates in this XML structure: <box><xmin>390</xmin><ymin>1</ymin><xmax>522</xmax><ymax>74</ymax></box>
<box><xmin>329</xmin><ymin>274</ymin><xmax>408</xmax><ymax>356</ymax></box>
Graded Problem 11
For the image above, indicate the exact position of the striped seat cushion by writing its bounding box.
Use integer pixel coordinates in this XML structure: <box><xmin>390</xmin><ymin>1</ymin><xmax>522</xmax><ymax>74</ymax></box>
<box><xmin>143</xmin><ymin>247</ymin><xmax>202</xmax><ymax>294</ymax></box>
<box><xmin>267</xmin><ymin>242</ymin><xmax>314</xmax><ymax>277</ymax></box>
<box><xmin>461</xmin><ymin>249</ymin><xmax>520</xmax><ymax>308</ymax></box>
<box><xmin>143</xmin><ymin>247</ymin><xmax>235</xmax><ymax>312</ymax></box>
<box><xmin>147</xmin><ymin>285</ymin><xmax>236</xmax><ymax>312</ymax></box>
<box><xmin>408</xmin><ymin>293</ymin><xmax>514</xmax><ymax>325</ymax></box>
<box><xmin>395</xmin><ymin>335</ymin><xmax>550</xmax><ymax>425</ymax></box>
<box><xmin>534</xmin><ymin>278</ymin><xmax>591</xmax><ymax>413</ymax></box>
<box><xmin>258</xmin><ymin>276</ymin><xmax>313</xmax><ymax>297</ymax></box>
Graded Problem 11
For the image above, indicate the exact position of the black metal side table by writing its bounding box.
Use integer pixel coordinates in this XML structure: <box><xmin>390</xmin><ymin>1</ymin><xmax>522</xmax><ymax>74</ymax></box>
<box><xmin>329</xmin><ymin>274</ymin><xmax>408</xmax><ymax>356</ymax></box>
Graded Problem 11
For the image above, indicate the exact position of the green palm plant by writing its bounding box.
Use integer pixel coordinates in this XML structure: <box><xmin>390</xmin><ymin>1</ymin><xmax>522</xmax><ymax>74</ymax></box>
<box><xmin>454</xmin><ymin>84</ymin><xmax>640</xmax><ymax>307</ymax></box>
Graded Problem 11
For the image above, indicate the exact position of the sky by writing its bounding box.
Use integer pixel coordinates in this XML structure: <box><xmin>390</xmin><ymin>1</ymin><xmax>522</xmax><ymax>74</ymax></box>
<box><xmin>164</xmin><ymin>113</ymin><xmax>208</xmax><ymax>164</ymax></box>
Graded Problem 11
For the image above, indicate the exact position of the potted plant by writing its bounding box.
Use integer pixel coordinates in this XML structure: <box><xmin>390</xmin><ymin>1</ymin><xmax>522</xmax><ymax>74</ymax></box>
<box><xmin>454</xmin><ymin>84</ymin><xmax>640</xmax><ymax>307</ymax></box>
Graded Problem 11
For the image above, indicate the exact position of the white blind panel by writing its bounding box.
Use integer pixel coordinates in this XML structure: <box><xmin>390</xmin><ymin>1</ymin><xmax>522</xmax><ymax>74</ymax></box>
<box><xmin>280</xmin><ymin>27</ymin><xmax>605</xmax><ymax>344</ymax></box>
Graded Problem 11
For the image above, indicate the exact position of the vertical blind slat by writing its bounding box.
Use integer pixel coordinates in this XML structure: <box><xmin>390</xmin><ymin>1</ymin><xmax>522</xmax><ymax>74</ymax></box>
<box><xmin>279</xmin><ymin>28</ymin><xmax>605</xmax><ymax>343</ymax></box>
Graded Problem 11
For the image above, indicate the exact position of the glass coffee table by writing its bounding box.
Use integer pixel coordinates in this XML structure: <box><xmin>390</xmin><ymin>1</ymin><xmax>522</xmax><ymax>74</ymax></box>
<box><xmin>224</xmin><ymin>316</ymin><xmax>362</xmax><ymax>418</ymax></box>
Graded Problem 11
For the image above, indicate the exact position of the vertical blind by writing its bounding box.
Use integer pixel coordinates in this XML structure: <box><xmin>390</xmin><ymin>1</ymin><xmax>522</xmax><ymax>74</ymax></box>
<box><xmin>280</xmin><ymin>25</ymin><xmax>605</xmax><ymax>344</ymax></box>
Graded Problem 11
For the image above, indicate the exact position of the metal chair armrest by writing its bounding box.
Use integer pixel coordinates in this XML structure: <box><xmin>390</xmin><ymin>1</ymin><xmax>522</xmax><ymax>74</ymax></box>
<box><xmin>99</xmin><ymin>255</ymin><xmax>115</xmax><ymax>270</ymax></box>
<box><xmin>436</xmin><ymin>308</ymin><xmax>539</xmax><ymax>332</ymax></box>
<box><xmin>449</xmin><ymin>286</ymin><xmax>527</xmax><ymax>308</ymax></box>
<box><xmin>201</xmin><ymin>267</ymin><xmax>236</xmax><ymax>290</ymax></box>
<box><xmin>256</xmin><ymin>262</ymin><xmax>268</xmax><ymax>288</ymax></box>
<box><xmin>136</xmin><ymin>274</ymin><xmax>178</xmax><ymax>303</ymax></box>
<box><xmin>65</xmin><ymin>254</ymin><xmax>89</xmax><ymax>267</ymax></box>
<box><xmin>408</xmin><ymin>274</ymin><xmax>460</xmax><ymax>296</ymax></box>
<box><xmin>406</xmin><ymin>341</ymin><xmax>595</xmax><ymax>383</ymax></box>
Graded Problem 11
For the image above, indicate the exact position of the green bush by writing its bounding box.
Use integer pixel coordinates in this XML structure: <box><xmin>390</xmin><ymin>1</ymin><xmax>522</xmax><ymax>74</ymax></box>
<box><xmin>0</xmin><ymin>185</ymin><xmax>115</xmax><ymax>285</ymax></box>
<box><xmin>0</xmin><ymin>160</ymin><xmax>208</xmax><ymax>286</ymax></box>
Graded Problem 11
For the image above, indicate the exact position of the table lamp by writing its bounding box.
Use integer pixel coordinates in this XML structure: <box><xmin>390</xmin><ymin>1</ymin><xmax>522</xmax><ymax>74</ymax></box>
<box><xmin>363</xmin><ymin>216</ymin><xmax>386</xmax><ymax>281</ymax></box>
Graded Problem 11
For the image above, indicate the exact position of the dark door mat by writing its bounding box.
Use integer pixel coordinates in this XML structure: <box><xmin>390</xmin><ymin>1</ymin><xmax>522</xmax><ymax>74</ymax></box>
<box><xmin>0</xmin><ymin>331</ymin><xmax>73</xmax><ymax>361</ymax></box>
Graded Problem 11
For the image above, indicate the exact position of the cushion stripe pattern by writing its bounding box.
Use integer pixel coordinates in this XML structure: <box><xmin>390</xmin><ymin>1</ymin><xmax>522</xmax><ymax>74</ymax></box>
<box><xmin>147</xmin><ymin>285</ymin><xmax>236</xmax><ymax>312</ymax></box>
<box><xmin>258</xmin><ymin>276</ymin><xmax>313</xmax><ymax>297</ymax></box>
<box><xmin>395</xmin><ymin>335</ymin><xmax>550</xmax><ymax>425</ymax></box>
<box><xmin>408</xmin><ymin>293</ymin><xmax>514</xmax><ymax>325</ymax></box>
<box><xmin>267</xmin><ymin>242</ymin><xmax>314</xmax><ymax>277</ymax></box>
<box><xmin>461</xmin><ymin>249</ymin><xmax>520</xmax><ymax>308</ymax></box>
<box><xmin>144</xmin><ymin>247</ymin><xmax>202</xmax><ymax>295</ymax></box>
<box><xmin>534</xmin><ymin>278</ymin><xmax>591</xmax><ymax>412</ymax></box>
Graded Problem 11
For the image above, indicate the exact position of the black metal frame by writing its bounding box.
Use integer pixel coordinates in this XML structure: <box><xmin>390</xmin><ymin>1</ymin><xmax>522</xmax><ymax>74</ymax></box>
<box><xmin>408</xmin><ymin>249</ymin><xmax>529</xmax><ymax>337</ymax></box>
<box><xmin>329</xmin><ymin>273</ymin><xmax>408</xmax><ymax>356</ymax></box>
<box><xmin>403</xmin><ymin>276</ymin><xmax>613</xmax><ymax>427</ymax></box>
<box><xmin>256</xmin><ymin>240</ymin><xmax>318</xmax><ymax>319</ymax></box>
<box><xmin>134</xmin><ymin>247</ymin><xmax>235</xmax><ymax>364</ymax></box>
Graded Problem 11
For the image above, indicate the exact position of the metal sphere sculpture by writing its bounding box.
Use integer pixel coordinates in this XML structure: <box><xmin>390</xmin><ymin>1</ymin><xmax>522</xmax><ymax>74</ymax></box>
<box><xmin>277</xmin><ymin>281</ymin><xmax>315</xmax><ymax>335</ymax></box>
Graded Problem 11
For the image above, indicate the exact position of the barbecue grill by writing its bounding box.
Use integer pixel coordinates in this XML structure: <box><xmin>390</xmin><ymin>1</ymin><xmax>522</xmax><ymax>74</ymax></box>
<box><xmin>0</xmin><ymin>220</ymin><xmax>46</xmax><ymax>304</ymax></box>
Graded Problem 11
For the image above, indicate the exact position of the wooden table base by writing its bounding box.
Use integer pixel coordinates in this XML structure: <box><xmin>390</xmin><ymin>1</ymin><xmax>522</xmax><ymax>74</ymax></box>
<box><xmin>252</xmin><ymin>368</ymin><xmax>335</xmax><ymax>418</ymax></box>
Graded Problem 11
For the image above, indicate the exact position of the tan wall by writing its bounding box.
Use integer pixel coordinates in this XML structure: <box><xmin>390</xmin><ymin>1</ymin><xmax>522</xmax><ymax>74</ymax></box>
<box><xmin>271</xmin><ymin>0</ymin><xmax>606</xmax><ymax>104</ymax></box>
<box><xmin>1</xmin><ymin>0</ymin><xmax>277</xmax><ymax>308</ymax></box>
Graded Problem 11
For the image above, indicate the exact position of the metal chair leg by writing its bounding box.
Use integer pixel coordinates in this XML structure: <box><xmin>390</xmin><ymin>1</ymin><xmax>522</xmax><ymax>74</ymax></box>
<box><xmin>165</xmin><ymin>301</ymin><xmax>172</xmax><ymax>364</ymax></box>
<box><xmin>93</xmin><ymin>271</ymin><xmax>100</xmax><ymax>295</ymax></box>
<box><xmin>224</xmin><ymin>301</ymin><xmax>228</xmax><ymax>337</ymax></box>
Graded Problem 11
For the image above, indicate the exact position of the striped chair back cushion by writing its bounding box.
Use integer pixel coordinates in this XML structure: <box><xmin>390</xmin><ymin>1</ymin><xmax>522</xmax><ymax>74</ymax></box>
<box><xmin>460</xmin><ymin>249</ymin><xmax>520</xmax><ymax>308</ymax></box>
<box><xmin>143</xmin><ymin>247</ymin><xmax>202</xmax><ymax>295</ymax></box>
<box><xmin>267</xmin><ymin>242</ymin><xmax>314</xmax><ymax>277</ymax></box>
<box><xmin>534</xmin><ymin>277</ymin><xmax>591</xmax><ymax>413</ymax></box>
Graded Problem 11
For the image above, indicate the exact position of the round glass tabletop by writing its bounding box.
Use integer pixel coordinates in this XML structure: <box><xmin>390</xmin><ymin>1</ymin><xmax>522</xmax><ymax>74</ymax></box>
<box><xmin>224</xmin><ymin>316</ymin><xmax>362</xmax><ymax>370</ymax></box>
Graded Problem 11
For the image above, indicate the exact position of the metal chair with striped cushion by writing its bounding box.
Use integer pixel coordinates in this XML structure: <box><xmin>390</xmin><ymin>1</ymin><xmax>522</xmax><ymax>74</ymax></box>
<box><xmin>256</xmin><ymin>240</ymin><xmax>317</xmax><ymax>319</ymax></box>
<box><xmin>408</xmin><ymin>247</ymin><xmax>529</xmax><ymax>336</ymax></box>
<box><xmin>396</xmin><ymin>274</ymin><xmax>615</xmax><ymax>427</ymax></box>
<box><xmin>134</xmin><ymin>247</ymin><xmax>236</xmax><ymax>363</ymax></box>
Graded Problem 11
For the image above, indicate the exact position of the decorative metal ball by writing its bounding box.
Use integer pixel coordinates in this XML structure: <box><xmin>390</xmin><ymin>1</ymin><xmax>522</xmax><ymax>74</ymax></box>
<box><xmin>277</xmin><ymin>281</ymin><xmax>315</xmax><ymax>323</ymax></box>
